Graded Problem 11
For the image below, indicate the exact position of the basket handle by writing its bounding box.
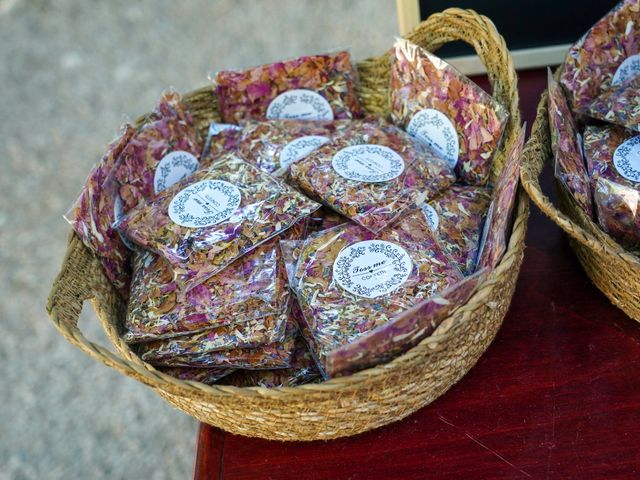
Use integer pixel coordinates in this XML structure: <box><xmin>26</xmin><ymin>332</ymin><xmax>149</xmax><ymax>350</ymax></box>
<box><xmin>45</xmin><ymin>234</ymin><xmax>203</xmax><ymax>394</ymax></box>
<box><xmin>519</xmin><ymin>89</ymin><xmax>640</xmax><ymax>264</ymax></box>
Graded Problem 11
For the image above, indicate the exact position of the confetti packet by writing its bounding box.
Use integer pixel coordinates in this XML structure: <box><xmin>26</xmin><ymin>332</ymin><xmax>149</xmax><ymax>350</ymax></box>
<box><xmin>144</xmin><ymin>314</ymin><xmax>298</xmax><ymax>369</ymax></box>
<box><xmin>136</xmin><ymin>304</ymin><xmax>290</xmax><ymax>363</ymax></box>
<box><xmin>214</xmin><ymin>50</ymin><xmax>363</xmax><ymax>124</ymax></box>
<box><xmin>112</xmin><ymin>89</ymin><xmax>203</xmax><ymax>212</ymax></box>
<box><xmin>390</xmin><ymin>38</ymin><xmax>508</xmax><ymax>186</ymax></box>
<box><xmin>547</xmin><ymin>70</ymin><xmax>594</xmax><ymax>217</ymax></box>
<box><xmin>237</xmin><ymin>119</ymin><xmax>349</xmax><ymax>175</ymax></box>
<box><xmin>325</xmin><ymin>269</ymin><xmax>487</xmax><ymax>377</ymax></box>
<box><xmin>116</xmin><ymin>153</ymin><xmax>320</xmax><ymax>291</ymax></box>
<box><xmin>224</xmin><ymin>302</ymin><xmax>321</xmax><ymax>387</ymax></box>
<box><xmin>292</xmin><ymin>206</ymin><xmax>463</xmax><ymax>378</ymax></box>
<box><xmin>158</xmin><ymin>366</ymin><xmax>234</xmax><ymax>385</ymax></box>
<box><xmin>583</xmin><ymin>125</ymin><xmax>640</xmax><ymax>248</ymax></box>
<box><xmin>289</xmin><ymin>120</ymin><xmax>455</xmax><ymax>233</ymax></box>
<box><xmin>201</xmin><ymin>122</ymin><xmax>242</xmax><ymax>161</ymax></box>
<box><xmin>64</xmin><ymin>124</ymin><xmax>136</xmax><ymax>297</ymax></box>
<box><xmin>586</xmin><ymin>77</ymin><xmax>640</xmax><ymax>132</ymax></box>
<box><xmin>560</xmin><ymin>0</ymin><xmax>640</xmax><ymax>112</ymax></box>
<box><xmin>421</xmin><ymin>185</ymin><xmax>492</xmax><ymax>276</ymax></box>
<box><xmin>476</xmin><ymin>125</ymin><xmax>526</xmax><ymax>270</ymax></box>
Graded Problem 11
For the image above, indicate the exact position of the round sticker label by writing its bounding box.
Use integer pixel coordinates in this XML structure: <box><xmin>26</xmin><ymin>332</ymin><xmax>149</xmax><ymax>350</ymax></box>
<box><xmin>154</xmin><ymin>151</ymin><xmax>199</xmax><ymax>193</ymax></box>
<box><xmin>332</xmin><ymin>144</ymin><xmax>405</xmax><ymax>183</ymax></box>
<box><xmin>266</xmin><ymin>89</ymin><xmax>334</xmax><ymax>120</ymax></box>
<box><xmin>612</xmin><ymin>54</ymin><xmax>640</xmax><ymax>86</ymax></box>
<box><xmin>168</xmin><ymin>180</ymin><xmax>242</xmax><ymax>228</ymax></box>
<box><xmin>407</xmin><ymin>108</ymin><xmax>459</xmax><ymax>168</ymax></box>
<box><xmin>280</xmin><ymin>135</ymin><xmax>330</xmax><ymax>169</ymax></box>
<box><xmin>613</xmin><ymin>136</ymin><xmax>640</xmax><ymax>183</ymax></box>
<box><xmin>333</xmin><ymin>240</ymin><xmax>413</xmax><ymax>299</ymax></box>
<box><xmin>421</xmin><ymin>203</ymin><xmax>439</xmax><ymax>231</ymax></box>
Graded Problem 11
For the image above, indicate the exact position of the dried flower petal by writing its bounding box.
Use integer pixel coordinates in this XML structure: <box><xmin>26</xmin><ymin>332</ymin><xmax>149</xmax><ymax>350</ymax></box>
<box><xmin>586</xmin><ymin>77</ymin><xmax>640</xmax><ymax>132</ymax></box>
<box><xmin>158</xmin><ymin>366</ymin><xmax>234</xmax><ymax>385</ymax></box>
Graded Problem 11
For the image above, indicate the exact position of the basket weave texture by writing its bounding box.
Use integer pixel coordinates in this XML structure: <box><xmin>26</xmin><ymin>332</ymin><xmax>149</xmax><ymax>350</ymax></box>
<box><xmin>520</xmin><ymin>72</ymin><xmax>640</xmax><ymax>322</ymax></box>
<box><xmin>46</xmin><ymin>8</ymin><xmax>526</xmax><ymax>441</ymax></box>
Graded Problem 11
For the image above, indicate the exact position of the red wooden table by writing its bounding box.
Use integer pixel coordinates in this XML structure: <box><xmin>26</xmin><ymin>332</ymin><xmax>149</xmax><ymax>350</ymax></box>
<box><xmin>193</xmin><ymin>70</ymin><xmax>640</xmax><ymax>480</ymax></box>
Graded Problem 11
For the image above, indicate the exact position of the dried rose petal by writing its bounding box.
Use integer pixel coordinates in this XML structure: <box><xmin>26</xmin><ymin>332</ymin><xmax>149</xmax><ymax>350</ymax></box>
<box><xmin>289</xmin><ymin>119</ymin><xmax>455</xmax><ymax>233</ymax></box>
<box><xmin>117</xmin><ymin>153</ymin><xmax>320</xmax><ymax>291</ymax></box>
<box><xmin>547</xmin><ymin>70</ymin><xmax>594</xmax><ymax>216</ymax></box>
<box><xmin>476</xmin><ymin>125</ymin><xmax>526</xmax><ymax>270</ymax></box>
<box><xmin>215</xmin><ymin>51</ymin><xmax>363</xmax><ymax>123</ymax></box>
<box><xmin>421</xmin><ymin>185</ymin><xmax>492</xmax><ymax>276</ymax></box>
<box><xmin>560</xmin><ymin>0</ymin><xmax>640</xmax><ymax>112</ymax></box>
<box><xmin>64</xmin><ymin>124</ymin><xmax>136</xmax><ymax>297</ymax></box>
<box><xmin>293</xmin><ymin>206</ymin><xmax>463</xmax><ymax>378</ymax></box>
<box><xmin>200</xmin><ymin>123</ymin><xmax>243</xmax><ymax>165</ymax></box>
<box><xmin>112</xmin><ymin>89</ymin><xmax>203</xmax><ymax>212</ymax></box>
<box><xmin>390</xmin><ymin>38</ymin><xmax>508</xmax><ymax>186</ymax></box>
<box><xmin>586</xmin><ymin>77</ymin><xmax>640</xmax><ymax>132</ymax></box>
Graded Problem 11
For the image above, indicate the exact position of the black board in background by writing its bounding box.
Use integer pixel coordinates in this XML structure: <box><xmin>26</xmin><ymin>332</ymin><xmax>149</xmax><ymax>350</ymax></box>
<box><xmin>419</xmin><ymin>0</ymin><xmax>619</xmax><ymax>57</ymax></box>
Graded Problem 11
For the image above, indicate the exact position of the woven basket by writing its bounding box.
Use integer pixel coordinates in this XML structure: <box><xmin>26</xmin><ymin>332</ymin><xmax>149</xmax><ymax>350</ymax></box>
<box><xmin>520</xmin><ymin>72</ymin><xmax>640</xmax><ymax>322</ymax></box>
<box><xmin>46</xmin><ymin>8</ymin><xmax>526</xmax><ymax>441</ymax></box>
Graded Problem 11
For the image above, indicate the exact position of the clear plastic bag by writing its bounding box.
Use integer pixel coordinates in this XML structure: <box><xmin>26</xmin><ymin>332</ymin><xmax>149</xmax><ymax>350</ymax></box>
<box><xmin>116</xmin><ymin>153</ymin><xmax>320</xmax><ymax>291</ymax></box>
<box><xmin>292</xmin><ymin>206</ymin><xmax>463</xmax><ymax>378</ymax></box>
<box><xmin>289</xmin><ymin>119</ymin><xmax>455</xmax><ymax>233</ymax></box>
<box><xmin>136</xmin><ymin>301</ymin><xmax>290</xmax><ymax>363</ymax></box>
<box><xmin>64</xmin><ymin>123</ymin><xmax>137</xmax><ymax>297</ymax></box>
<box><xmin>158</xmin><ymin>366</ymin><xmax>234</xmax><ymax>385</ymax></box>
<box><xmin>144</xmin><ymin>312</ymin><xmax>298</xmax><ymax>369</ymax></box>
<box><xmin>200</xmin><ymin>122</ymin><xmax>242</xmax><ymax>163</ymax></box>
<box><xmin>476</xmin><ymin>124</ymin><xmax>526</xmax><ymax>270</ymax></box>
<box><xmin>421</xmin><ymin>185</ymin><xmax>492</xmax><ymax>276</ymax></box>
<box><xmin>560</xmin><ymin>0</ymin><xmax>640</xmax><ymax>112</ymax></box>
<box><xmin>122</xmin><ymin>218</ymin><xmax>307</xmax><ymax>342</ymax></box>
<box><xmin>214</xmin><ymin>50</ymin><xmax>364</xmax><ymax>124</ymax></box>
<box><xmin>324</xmin><ymin>269</ymin><xmax>487</xmax><ymax>378</ymax></box>
<box><xmin>237</xmin><ymin>119</ymin><xmax>350</xmax><ymax>175</ymax></box>
<box><xmin>111</xmin><ymin>89</ymin><xmax>203</xmax><ymax>213</ymax></box>
<box><xmin>586</xmin><ymin>77</ymin><xmax>640</xmax><ymax>133</ymax></box>
<box><xmin>547</xmin><ymin>70</ymin><xmax>594</xmax><ymax>217</ymax></box>
<box><xmin>390</xmin><ymin>38</ymin><xmax>508</xmax><ymax>186</ymax></box>
<box><xmin>583</xmin><ymin>125</ymin><xmax>640</xmax><ymax>248</ymax></box>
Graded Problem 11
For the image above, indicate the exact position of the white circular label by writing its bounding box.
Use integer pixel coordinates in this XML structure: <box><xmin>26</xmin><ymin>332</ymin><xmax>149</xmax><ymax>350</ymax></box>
<box><xmin>421</xmin><ymin>203</ymin><xmax>439</xmax><ymax>231</ymax></box>
<box><xmin>612</xmin><ymin>54</ymin><xmax>640</xmax><ymax>86</ymax></box>
<box><xmin>613</xmin><ymin>136</ymin><xmax>640</xmax><ymax>183</ymax></box>
<box><xmin>168</xmin><ymin>180</ymin><xmax>242</xmax><ymax>228</ymax></box>
<box><xmin>333</xmin><ymin>240</ymin><xmax>413</xmax><ymax>298</ymax></box>
<box><xmin>266</xmin><ymin>89</ymin><xmax>334</xmax><ymax>120</ymax></box>
<box><xmin>332</xmin><ymin>144</ymin><xmax>405</xmax><ymax>183</ymax></box>
<box><xmin>280</xmin><ymin>135</ymin><xmax>330</xmax><ymax>169</ymax></box>
<box><xmin>407</xmin><ymin>108</ymin><xmax>459</xmax><ymax>168</ymax></box>
<box><xmin>113</xmin><ymin>195</ymin><xmax>135</xmax><ymax>250</ymax></box>
<box><xmin>154</xmin><ymin>151</ymin><xmax>199</xmax><ymax>194</ymax></box>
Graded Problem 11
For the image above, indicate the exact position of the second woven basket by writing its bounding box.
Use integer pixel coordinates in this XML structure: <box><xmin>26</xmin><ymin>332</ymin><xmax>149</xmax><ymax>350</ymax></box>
<box><xmin>46</xmin><ymin>8</ymin><xmax>526</xmax><ymax>441</ymax></box>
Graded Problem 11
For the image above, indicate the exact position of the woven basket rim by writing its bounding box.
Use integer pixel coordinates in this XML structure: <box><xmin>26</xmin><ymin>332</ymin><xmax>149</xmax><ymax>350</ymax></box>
<box><xmin>47</xmin><ymin>7</ymin><xmax>526</xmax><ymax>402</ymax></box>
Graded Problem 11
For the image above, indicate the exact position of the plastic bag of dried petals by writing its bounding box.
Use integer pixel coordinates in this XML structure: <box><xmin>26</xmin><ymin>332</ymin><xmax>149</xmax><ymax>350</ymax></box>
<box><xmin>476</xmin><ymin>125</ymin><xmax>526</xmax><ymax>270</ymax></box>
<box><xmin>214</xmin><ymin>50</ymin><xmax>363</xmax><ymax>124</ymax></box>
<box><xmin>547</xmin><ymin>70</ymin><xmax>593</xmax><ymax>217</ymax></box>
<box><xmin>137</xmin><ymin>301</ymin><xmax>291</xmax><ymax>363</ymax></box>
<box><xmin>237</xmin><ymin>120</ymin><xmax>350</xmax><ymax>175</ymax></box>
<box><xmin>64</xmin><ymin>124</ymin><xmax>136</xmax><ymax>297</ymax></box>
<box><xmin>111</xmin><ymin>89</ymin><xmax>203</xmax><ymax>212</ymax></box>
<box><xmin>116</xmin><ymin>153</ymin><xmax>320</xmax><ymax>290</ymax></box>
<box><xmin>292</xmin><ymin>206</ymin><xmax>463</xmax><ymax>378</ymax></box>
<box><xmin>158</xmin><ymin>367</ymin><xmax>234</xmax><ymax>385</ymax></box>
<box><xmin>560</xmin><ymin>0</ymin><xmax>640</xmax><ymax>112</ymax></box>
<box><xmin>201</xmin><ymin>122</ymin><xmax>242</xmax><ymax>162</ymax></box>
<box><xmin>325</xmin><ymin>269</ymin><xmax>487</xmax><ymax>377</ymax></box>
<box><xmin>421</xmin><ymin>185</ymin><xmax>492</xmax><ymax>276</ymax></box>
<box><xmin>586</xmin><ymin>77</ymin><xmax>640</xmax><ymax>132</ymax></box>
<box><xmin>145</xmin><ymin>314</ymin><xmax>298</xmax><ymax>369</ymax></box>
<box><xmin>584</xmin><ymin>125</ymin><xmax>640</xmax><ymax>248</ymax></box>
<box><xmin>390</xmin><ymin>38</ymin><xmax>508</xmax><ymax>186</ymax></box>
<box><xmin>289</xmin><ymin>120</ymin><xmax>455</xmax><ymax>233</ymax></box>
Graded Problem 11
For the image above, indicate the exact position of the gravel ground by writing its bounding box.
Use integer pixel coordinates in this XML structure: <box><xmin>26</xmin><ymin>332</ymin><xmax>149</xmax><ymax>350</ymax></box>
<box><xmin>0</xmin><ymin>1</ymin><xmax>396</xmax><ymax>478</ymax></box>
